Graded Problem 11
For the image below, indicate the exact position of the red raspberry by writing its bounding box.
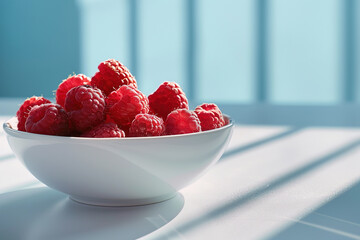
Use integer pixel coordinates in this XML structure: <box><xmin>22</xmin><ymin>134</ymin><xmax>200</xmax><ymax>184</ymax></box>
<box><xmin>25</xmin><ymin>103</ymin><xmax>69</xmax><ymax>136</ymax></box>
<box><xmin>56</xmin><ymin>74</ymin><xmax>90</xmax><ymax>108</ymax></box>
<box><xmin>129</xmin><ymin>114</ymin><xmax>165</xmax><ymax>137</ymax></box>
<box><xmin>65</xmin><ymin>85</ymin><xmax>106</xmax><ymax>133</ymax></box>
<box><xmin>148</xmin><ymin>82</ymin><xmax>188</xmax><ymax>119</ymax></box>
<box><xmin>165</xmin><ymin>109</ymin><xmax>201</xmax><ymax>135</ymax></box>
<box><xmin>224</xmin><ymin>116</ymin><xmax>230</xmax><ymax>125</ymax></box>
<box><xmin>148</xmin><ymin>108</ymin><xmax>159</xmax><ymax>117</ymax></box>
<box><xmin>16</xmin><ymin>96</ymin><xmax>51</xmax><ymax>131</ymax></box>
<box><xmin>104</xmin><ymin>114</ymin><xmax>116</xmax><ymax>124</ymax></box>
<box><xmin>91</xmin><ymin>59</ymin><xmax>137</xmax><ymax>95</ymax></box>
<box><xmin>106</xmin><ymin>85</ymin><xmax>149</xmax><ymax>129</ymax></box>
<box><xmin>81</xmin><ymin>123</ymin><xmax>125</xmax><ymax>138</ymax></box>
<box><xmin>194</xmin><ymin>103</ymin><xmax>225</xmax><ymax>131</ymax></box>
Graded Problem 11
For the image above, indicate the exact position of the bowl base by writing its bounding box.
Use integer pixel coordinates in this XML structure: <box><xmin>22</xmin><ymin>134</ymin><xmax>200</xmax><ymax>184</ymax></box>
<box><xmin>69</xmin><ymin>193</ymin><xmax>178</xmax><ymax>207</ymax></box>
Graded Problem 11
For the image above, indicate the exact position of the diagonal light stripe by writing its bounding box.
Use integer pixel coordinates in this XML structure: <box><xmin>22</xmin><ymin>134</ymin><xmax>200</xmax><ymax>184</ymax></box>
<box><xmin>153</xmin><ymin>138</ymin><xmax>360</xmax><ymax>239</ymax></box>
<box><xmin>220</xmin><ymin>127</ymin><xmax>302</xmax><ymax>161</ymax></box>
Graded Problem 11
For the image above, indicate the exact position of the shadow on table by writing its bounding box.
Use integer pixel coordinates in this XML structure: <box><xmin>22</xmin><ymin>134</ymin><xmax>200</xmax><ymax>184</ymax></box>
<box><xmin>265</xmin><ymin>180</ymin><xmax>360</xmax><ymax>240</ymax></box>
<box><xmin>0</xmin><ymin>154</ymin><xmax>15</xmax><ymax>162</ymax></box>
<box><xmin>219</xmin><ymin>127</ymin><xmax>302</xmax><ymax>162</ymax></box>
<box><xmin>0</xmin><ymin>187</ymin><xmax>184</xmax><ymax>240</ymax></box>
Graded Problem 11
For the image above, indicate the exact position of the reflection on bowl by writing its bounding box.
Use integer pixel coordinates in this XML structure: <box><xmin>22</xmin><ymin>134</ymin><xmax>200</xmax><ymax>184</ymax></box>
<box><xmin>3</xmin><ymin>116</ymin><xmax>233</xmax><ymax>206</ymax></box>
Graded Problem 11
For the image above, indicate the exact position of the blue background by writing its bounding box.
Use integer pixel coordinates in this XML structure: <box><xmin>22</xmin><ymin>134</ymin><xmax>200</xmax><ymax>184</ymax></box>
<box><xmin>0</xmin><ymin>0</ymin><xmax>359</xmax><ymax>105</ymax></box>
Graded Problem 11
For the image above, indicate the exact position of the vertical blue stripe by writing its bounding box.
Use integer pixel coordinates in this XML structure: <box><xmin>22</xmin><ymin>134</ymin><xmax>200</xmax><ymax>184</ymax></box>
<box><xmin>256</xmin><ymin>0</ymin><xmax>268</xmax><ymax>102</ymax></box>
<box><xmin>186</xmin><ymin>0</ymin><xmax>196</xmax><ymax>102</ymax></box>
<box><xmin>344</xmin><ymin>0</ymin><xmax>356</xmax><ymax>102</ymax></box>
<box><xmin>129</xmin><ymin>0</ymin><xmax>138</xmax><ymax>83</ymax></box>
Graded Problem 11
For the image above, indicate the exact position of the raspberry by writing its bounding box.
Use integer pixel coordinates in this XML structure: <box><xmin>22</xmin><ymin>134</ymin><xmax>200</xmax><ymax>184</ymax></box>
<box><xmin>65</xmin><ymin>85</ymin><xmax>106</xmax><ymax>133</ymax></box>
<box><xmin>56</xmin><ymin>74</ymin><xmax>90</xmax><ymax>108</ymax></box>
<box><xmin>91</xmin><ymin>59</ymin><xmax>137</xmax><ymax>95</ymax></box>
<box><xmin>148</xmin><ymin>108</ymin><xmax>159</xmax><ymax>117</ymax></box>
<box><xmin>104</xmin><ymin>114</ymin><xmax>116</xmax><ymax>124</ymax></box>
<box><xmin>165</xmin><ymin>109</ymin><xmax>201</xmax><ymax>135</ymax></box>
<box><xmin>194</xmin><ymin>103</ymin><xmax>225</xmax><ymax>131</ymax></box>
<box><xmin>81</xmin><ymin>122</ymin><xmax>125</xmax><ymax>138</ymax></box>
<box><xmin>148</xmin><ymin>82</ymin><xmax>189</xmax><ymax>119</ymax></box>
<box><xmin>224</xmin><ymin>116</ymin><xmax>230</xmax><ymax>125</ymax></box>
<box><xmin>129</xmin><ymin>114</ymin><xmax>165</xmax><ymax>137</ymax></box>
<box><xmin>16</xmin><ymin>96</ymin><xmax>51</xmax><ymax>131</ymax></box>
<box><xmin>106</xmin><ymin>85</ymin><xmax>149</xmax><ymax>129</ymax></box>
<box><xmin>25</xmin><ymin>103</ymin><xmax>69</xmax><ymax>136</ymax></box>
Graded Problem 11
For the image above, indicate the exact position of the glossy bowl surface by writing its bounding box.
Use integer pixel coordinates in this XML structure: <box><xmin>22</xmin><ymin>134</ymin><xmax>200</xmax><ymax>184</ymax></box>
<box><xmin>3</xmin><ymin>116</ymin><xmax>233</xmax><ymax>206</ymax></box>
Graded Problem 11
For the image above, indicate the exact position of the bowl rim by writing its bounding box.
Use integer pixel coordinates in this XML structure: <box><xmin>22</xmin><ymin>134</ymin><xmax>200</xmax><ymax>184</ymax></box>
<box><xmin>3</xmin><ymin>115</ymin><xmax>234</xmax><ymax>141</ymax></box>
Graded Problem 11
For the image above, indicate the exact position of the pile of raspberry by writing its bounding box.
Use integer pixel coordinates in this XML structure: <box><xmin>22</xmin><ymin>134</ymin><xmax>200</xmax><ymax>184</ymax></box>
<box><xmin>16</xmin><ymin>59</ymin><xmax>226</xmax><ymax>138</ymax></box>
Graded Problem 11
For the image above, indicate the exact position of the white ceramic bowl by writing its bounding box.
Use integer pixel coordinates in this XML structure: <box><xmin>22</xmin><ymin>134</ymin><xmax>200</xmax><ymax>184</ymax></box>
<box><xmin>3</xmin><ymin>116</ymin><xmax>233</xmax><ymax>206</ymax></box>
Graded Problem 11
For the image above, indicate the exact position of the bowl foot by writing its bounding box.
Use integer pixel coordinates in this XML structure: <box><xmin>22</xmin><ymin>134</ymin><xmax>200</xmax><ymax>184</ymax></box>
<box><xmin>69</xmin><ymin>193</ymin><xmax>178</xmax><ymax>207</ymax></box>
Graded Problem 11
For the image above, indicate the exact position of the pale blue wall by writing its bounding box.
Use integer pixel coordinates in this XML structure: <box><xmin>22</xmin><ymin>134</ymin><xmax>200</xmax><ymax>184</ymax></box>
<box><xmin>269</xmin><ymin>0</ymin><xmax>342</xmax><ymax>104</ymax></box>
<box><xmin>0</xmin><ymin>0</ymin><xmax>358</xmax><ymax>105</ymax></box>
<box><xmin>0</xmin><ymin>0</ymin><xmax>80</xmax><ymax>98</ymax></box>
<box><xmin>76</xmin><ymin>0</ymin><xmax>131</xmax><ymax>80</ymax></box>
<box><xmin>196</xmin><ymin>0</ymin><xmax>256</xmax><ymax>103</ymax></box>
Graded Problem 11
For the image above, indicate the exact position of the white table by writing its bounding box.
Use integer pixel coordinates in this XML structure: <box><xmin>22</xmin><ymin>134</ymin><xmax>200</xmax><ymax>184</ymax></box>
<box><xmin>1</xmin><ymin>101</ymin><xmax>360</xmax><ymax>240</ymax></box>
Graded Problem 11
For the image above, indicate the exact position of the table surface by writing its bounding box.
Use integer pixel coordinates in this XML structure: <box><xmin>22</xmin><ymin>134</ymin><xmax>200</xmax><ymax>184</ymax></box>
<box><xmin>1</xmin><ymin>102</ymin><xmax>360</xmax><ymax>240</ymax></box>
